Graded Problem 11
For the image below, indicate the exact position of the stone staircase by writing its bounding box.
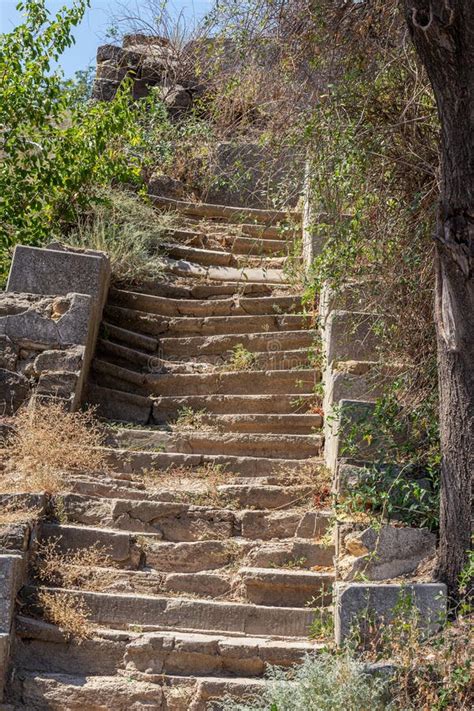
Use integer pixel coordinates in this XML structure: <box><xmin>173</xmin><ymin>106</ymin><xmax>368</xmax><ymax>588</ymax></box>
<box><xmin>9</xmin><ymin>199</ymin><xmax>334</xmax><ymax>710</ymax></box>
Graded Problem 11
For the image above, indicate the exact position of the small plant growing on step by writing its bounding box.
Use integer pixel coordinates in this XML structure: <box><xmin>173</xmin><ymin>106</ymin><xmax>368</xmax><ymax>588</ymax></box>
<box><xmin>222</xmin><ymin>343</ymin><xmax>256</xmax><ymax>371</ymax></box>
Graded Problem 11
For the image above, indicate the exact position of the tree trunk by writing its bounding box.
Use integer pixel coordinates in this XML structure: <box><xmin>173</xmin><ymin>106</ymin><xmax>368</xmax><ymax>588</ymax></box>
<box><xmin>401</xmin><ymin>0</ymin><xmax>473</xmax><ymax>600</ymax></box>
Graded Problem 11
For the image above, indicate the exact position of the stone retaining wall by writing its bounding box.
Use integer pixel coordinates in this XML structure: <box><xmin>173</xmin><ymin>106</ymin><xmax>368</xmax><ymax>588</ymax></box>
<box><xmin>303</xmin><ymin>177</ymin><xmax>446</xmax><ymax>645</ymax></box>
<box><xmin>1</xmin><ymin>245</ymin><xmax>110</xmax><ymax>414</ymax></box>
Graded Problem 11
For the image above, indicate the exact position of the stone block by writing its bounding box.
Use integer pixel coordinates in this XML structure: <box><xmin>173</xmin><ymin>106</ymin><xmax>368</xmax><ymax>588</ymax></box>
<box><xmin>325</xmin><ymin>399</ymin><xmax>377</xmax><ymax>473</ymax></box>
<box><xmin>0</xmin><ymin>369</ymin><xmax>30</xmax><ymax>414</ymax></box>
<box><xmin>7</xmin><ymin>246</ymin><xmax>109</xmax><ymax>303</ymax></box>
<box><xmin>334</xmin><ymin>582</ymin><xmax>447</xmax><ymax>645</ymax></box>
<box><xmin>33</xmin><ymin>346</ymin><xmax>84</xmax><ymax>374</ymax></box>
<box><xmin>338</xmin><ymin>524</ymin><xmax>437</xmax><ymax>581</ymax></box>
<box><xmin>324</xmin><ymin>310</ymin><xmax>381</xmax><ymax>366</ymax></box>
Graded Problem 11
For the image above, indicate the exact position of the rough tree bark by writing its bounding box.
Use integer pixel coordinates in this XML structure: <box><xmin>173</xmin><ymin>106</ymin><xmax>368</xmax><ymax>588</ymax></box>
<box><xmin>401</xmin><ymin>0</ymin><xmax>473</xmax><ymax>599</ymax></box>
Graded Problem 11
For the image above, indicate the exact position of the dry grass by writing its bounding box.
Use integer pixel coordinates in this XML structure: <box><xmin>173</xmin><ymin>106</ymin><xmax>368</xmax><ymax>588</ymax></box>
<box><xmin>37</xmin><ymin>590</ymin><xmax>93</xmax><ymax>641</ymax></box>
<box><xmin>1</xmin><ymin>401</ymin><xmax>107</xmax><ymax>495</ymax></box>
<box><xmin>33</xmin><ymin>539</ymin><xmax>116</xmax><ymax>593</ymax></box>
<box><xmin>0</xmin><ymin>499</ymin><xmax>41</xmax><ymax>527</ymax></box>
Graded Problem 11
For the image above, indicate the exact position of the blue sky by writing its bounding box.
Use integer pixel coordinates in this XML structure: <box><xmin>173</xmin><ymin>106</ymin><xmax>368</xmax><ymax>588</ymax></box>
<box><xmin>0</xmin><ymin>1</ymin><xmax>214</xmax><ymax>77</ymax></box>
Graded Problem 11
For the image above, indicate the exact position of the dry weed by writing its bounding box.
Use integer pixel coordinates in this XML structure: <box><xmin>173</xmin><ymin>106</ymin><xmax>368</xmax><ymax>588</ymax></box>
<box><xmin>33</xmin><ymin>539</ymin><xmax>116</xmax><ymax>593</ymax></box>
<box><xmin>37</xmin><ymin>589</ymin><xmax>93</xmax><ymax>641</ymax></box>
<box><xmin>1</xmin><ymin>401</ymin><xmax>107</xmax><ymax>494</ymax></box>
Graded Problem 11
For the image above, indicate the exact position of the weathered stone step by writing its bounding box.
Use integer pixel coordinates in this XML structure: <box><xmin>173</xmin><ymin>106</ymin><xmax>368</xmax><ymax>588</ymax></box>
<box><xmin>102</xmin><ymin>321</ymin><xmax>158</xmax><ymax>352</ymax></box>
<box><xmin>241</xmin><ymin>222</ymin><xmax>300</xmax><ymax>239</ymax></box>
<box><xmin>161</xmin><ymin>256</ymin><xmax>286</xmax><ymax>284</ymax></box>
<box><xmin>109</xmin><ymin>287</ymin><xmax>302</xmax><ymax>317</ymax></box>
<box><xmin>86</xmin><ymin>384</ymin><xmax>153</xmax><ymax>424</ymax></box>
<box><xmin>93</xmin><ymin>361</ymin><xmax>319</xmax><ymax>397</ymax></box>
<box><xmin>14</xmin><ymin>668</ymin><xmax>266</xmax><ymax>711</ymax></box>
<box><xmin>66</xmin><ymin>472</ymin><xmax>319</xmax><ymax>509</ymax></box>
<box><xmin>98</xmin><ymin>339</ymin><xmax>311</xmax><ymax>373</ymax></box>
<box><xmin>170</xmin><ymin>228</ymin><xmax>289</xmax><ymax>255</ymax></box>
<box><xmin>240</xmin><ymin>567</ymin><xmax>333</xmax><ymax>607</ymax></box>
<box><xmin>157</xmin><ymin>329</ymin><xmax>317</xmax><ymax>357</ymax></box>
<box><xmin>129</xmin><ymin>279</ymin><xmax>275</xmax><ymax>300</ymax></box>
<box><xmin>148</xmin><ymin>369</ymin><xmax>319</xmax><ymax>397</ymax></box>
<box><xmin>153</xmin><ymin>393</ymin><xmax>318</xmax><ymax>418</ymax></box>
<box><xmin>151</xmin><ymin>194</ymin><xmax>301</xmax><ymax>226</ymax></box>
<box><xmin>27</xmin><ymin>587</ymin><xmax>317</xmax><ymax>637</ymax></box>
<box><xmin>205</xmin><ymin>413</ymin><xmax>323</xmax><ymax>434</ymax></box>
<box><xmin>38</xmin><ymin>524</ymin><xmax>333</xmax><ymax>573</ymax></box>
<box><xmin>164</xmin><ymin>242</ymin><xmax>286</xmax><ymax>269</ymax></box>
<box><xmin>56</xmin><ymin>494</ymin><xmax>332</xmax><ymax>541</ymax></box>
<box><xmin>102</xmin><ymin>446</ymin><xmax>324</xmax><ymax>478</ymax></box>
<box><xmin>104</xmin><ymin>303</ymin><xmax>309</xmax><ymax>337</ymax></box>
<box><xmin>106</xmin><ymin>428</ymin><xmax>323</xmax><ymax>460</ymax></box>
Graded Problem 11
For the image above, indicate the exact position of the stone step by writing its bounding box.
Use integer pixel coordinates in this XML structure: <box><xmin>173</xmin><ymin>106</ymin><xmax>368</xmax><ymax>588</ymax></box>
<box><xmin>240</xmin><ymin>567</ymin><xmax>333</xmax><ymax>607</ymax></box>
<box><xmin>102</xmin><ymin>446</ymin><xmax>324</xmax><ymax>478</ymax></box>
<box><xmin>102</xmin><ymin>322</ymin><xmax>158</xmax><ymax>352</ymax></box>
<box><xmin>157</xmin><ymin>329</ymin><xmax>317</xmax><ymax>357</ymax></box>
<box><xmin>169</xmin><ymin>228</ymin><xmax>289</xmax><ymax>255</ymax></box>
<box><xmin>66</xmin><ymin>472</ymin><xmax>320</xmax><ymax>509</ymax></box>
<box><xmin>92</xmin><ymin>361</ymin><xmax>319</xmax><ymax>397</ymax></box>
<box><xmin>98</xmin><ymin>339</ymin><xmax>311</xmax><ymax>373</ymax></box>
<box><xmin>129</xmin><ymin>279</ymin><xmax>275</xmax><ymax>300</ymax></box>
<box><xmin>161</xmin><ymin>256</ymin><xmax>286</xmax><ymax>285</ymax></box>
<box><xmin>153</xmin><ymin>393</ymin><xmax>318</xmax><ymax>418</ymax></box>
<box><xmin>151</xmin><ymin>194</ymin><xmax>301</xmax><ymax>226</ymax></box>
<box><xmin>241</xmin><ymin>222</ymin><xmax>300</xmax><ymax>239</ymax></box>
<box><xmin>109</xmin><ymin>287</ymin><xmax>302</xmax><ymax>317</ymax></box>
<box><xmin>14</xmin><ymin>668</ymin><xmax>266</xmax><ymax>711</ymax></box>
<box><xmin>164</xmin><ymin>242</ymin><xmax>286</xmax><ymax>269</ymax></box>
<box><xmin>203</xmin><ymin>413</ymin><xmax>323</xmax><ymax>434</ymax></box>
<box><xmin>15</xmin><ymin>618</ymin><xmax>322</xmax><ymax>680</ymax></box>
<box><xmin>86</xmin><ymin>384</ymin><xmax>153</xmax><ymax>424</ymax></box>
<box><xmin>26</xmin><ymin>586</ymin><xmax>317</xmax><ymax>637</ymax></box>
<box><xmin>38</xmin><ymin>525</ymin><xmax>333</xmax><ymax>574</ymax></box>
<box><xmin>106</xmin><ymin>428</ymin><xmax>323</xmax><ymax>460</ymax></box>
<box><xmin>56</xmin><ymin>494</ymin><xmax>332</xmax><ymax>541</ymax></box>
<box><xmin>104</xmin><ymin>303</ymin><xmax>310</xmax><ymax>337</ymax></box>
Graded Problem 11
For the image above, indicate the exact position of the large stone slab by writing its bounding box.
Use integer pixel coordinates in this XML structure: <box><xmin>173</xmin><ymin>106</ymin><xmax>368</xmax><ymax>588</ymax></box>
<box><xmin>7</xmin><ymin>246</ymin><xmax>109</xmax><ymax>302</ymax></box>
<box><xmin>323</xmin><ymin>310</ymin><xmax>381</xmax><ymax>365</ymax></box>
<box><xmin>0</xmin><ymin>554</ymin><xmax>26</xmax><ymax>701</ymax></box>
<box><xmin>334</xmin><ymin>582</ymin><xmax>447</xmax><ymax>645</ymax></box>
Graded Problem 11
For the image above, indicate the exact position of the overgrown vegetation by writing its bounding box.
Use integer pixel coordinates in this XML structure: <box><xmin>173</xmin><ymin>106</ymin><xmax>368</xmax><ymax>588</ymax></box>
<box><xmin>1</xmin><ymin>401</ymin><xmax>107</xmax><ymax>494</ymax></box>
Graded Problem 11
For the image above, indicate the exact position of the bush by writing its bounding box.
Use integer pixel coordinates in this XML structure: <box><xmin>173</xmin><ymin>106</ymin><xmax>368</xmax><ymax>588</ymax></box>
<box><xmin>214</xmin><ymin>652</ymin><xmax>393</xmax><ymax>711</ymax></box>
<box><xmin>1</xmin><ymin>401</ymin><xmax>107</xmax><ymax>494</ymax></box>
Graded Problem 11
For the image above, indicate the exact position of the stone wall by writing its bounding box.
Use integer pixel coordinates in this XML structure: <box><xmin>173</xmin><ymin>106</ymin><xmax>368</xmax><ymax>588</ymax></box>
<box><xmin>1</xmin><ymin>245</ymin><xmax>110</xmax><ymax>414</ymax></box>
<box><xmin>302</xmin><ymin>179</ymin><xmax>446</xmax><ymax>645</ymax></box>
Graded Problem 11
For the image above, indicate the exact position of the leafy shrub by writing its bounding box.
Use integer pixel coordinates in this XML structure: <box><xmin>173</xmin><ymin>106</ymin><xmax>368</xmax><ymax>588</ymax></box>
<box><xmin>0</xmin><ymin>0</ymin><xmax>145</xmax><ymax>283</ymax></box>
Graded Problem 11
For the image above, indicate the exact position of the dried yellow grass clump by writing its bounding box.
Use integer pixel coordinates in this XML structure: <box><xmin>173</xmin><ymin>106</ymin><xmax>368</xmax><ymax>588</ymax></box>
<box><xmin>34</xmin><ymin>539</ymin><xmax>115</xmax><ymax>593</ymax></box>
<box><xmin>37</xmin><ymin>590</ymin><xmax>93</xmax><ymax>640</ymax></box>
<box><xmin>1</xmin><ymin>401</ymin><xmax>107</xmax><ymax>494</ymax></box>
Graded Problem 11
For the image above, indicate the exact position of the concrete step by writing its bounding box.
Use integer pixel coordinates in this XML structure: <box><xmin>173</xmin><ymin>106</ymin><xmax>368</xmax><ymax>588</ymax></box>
<box><xmin>106</xmin><ymin>428</ymin><xmax>323</xmax><ymax>460</ymax></box>
<box><xmin>109</xmin><ymin>287</ymin><xmax>302</xmax><ymax>317</ymax></box>
<box><xmin>157</xmin><ymin>329</ymin><xmax>317</xmax><ymax>357</ymax></box>
<box><xmin>161</xmin><ymin>256</ymin><xmax>286</xmax><ymax>285</ymax></box>
<box><xmin>56</xmin><ymin>494</ymin><xmax>332</xmax><ymax>541</ymax></box>
<box><xmin>104</xmin><ymin>303</ymin><xmax>310</xmax><ymax>337</ymax></box>
<box><xmin>26</xmin><ymin>586</ymin><xmax>317</xmax><ymax>637</ymax></box>
<box><xmin>13</xmin><ymin>668</ymin><xmax>266</xmax><ymax>711</ymax></box>
<box><xmin>151</xmin><ymin>194</ymin><xmax>301</xmax><ymax>226</ymax></box>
